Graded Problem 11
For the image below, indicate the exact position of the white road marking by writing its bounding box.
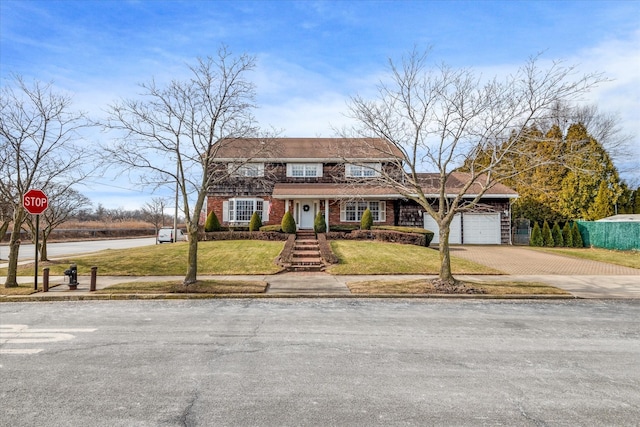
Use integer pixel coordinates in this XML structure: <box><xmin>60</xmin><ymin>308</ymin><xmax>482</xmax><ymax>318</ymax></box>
<box><xmin>0</xmin><ymin>324</ymin><xmax>96</xmax><ymax>355</ymax></box>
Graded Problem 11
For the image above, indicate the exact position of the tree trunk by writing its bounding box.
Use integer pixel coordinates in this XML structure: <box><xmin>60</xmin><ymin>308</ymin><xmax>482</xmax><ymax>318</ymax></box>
<box><xmin>183</xmin><ymin>230</ymin><xmax>199</xmax><ymax>285</ymax></box>
<box><xmin>40</xmin><ymin>233</ymin><xmax>49</xmax><ymax>262</ymax></box>
<box><xmin>437</xmin><ymin>224</ymin><xmax>456</xmax><ymax>285</ymax></box>
<box><xmin>4</xmin><ymin>210</ymin><xmax>26</xmax><ymax>288</ymax></box>
<box><xmin>0</xmin><ymin>221</ymin><xmax>9</xmax><ymax>243</ymax></box>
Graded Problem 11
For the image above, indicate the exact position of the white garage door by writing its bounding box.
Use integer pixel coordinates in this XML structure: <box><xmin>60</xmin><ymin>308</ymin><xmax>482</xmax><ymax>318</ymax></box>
<box><xmin>462</xmin><ymin>213</ymin><xmax>501</xmax><ymax>244</ymax></box>
<box><xmin>424</xmin><ymin>213</ymin><xmax>462</xmax><ymax>244</ymax></box>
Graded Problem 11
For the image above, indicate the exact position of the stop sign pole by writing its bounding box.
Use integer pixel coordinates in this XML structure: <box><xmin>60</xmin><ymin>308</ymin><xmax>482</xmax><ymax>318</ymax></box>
<box><xmin>23</xmin><ymin>189</ymin><xmax>49</xmax><ymax>290</ymax></box>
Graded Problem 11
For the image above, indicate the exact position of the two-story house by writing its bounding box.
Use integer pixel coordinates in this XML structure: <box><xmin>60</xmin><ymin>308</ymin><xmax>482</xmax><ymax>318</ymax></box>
<box><xmin>207</xmin><ymin>137</ymin><xmax>517</xmax><ymax>244</ymax></box>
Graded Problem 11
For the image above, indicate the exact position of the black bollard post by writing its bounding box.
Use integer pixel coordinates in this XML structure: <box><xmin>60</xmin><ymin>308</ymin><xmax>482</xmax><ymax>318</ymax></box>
<box><xmin>90</xmin><ymin>266</ymin><xmax>98</xmax><ymax>291</ymax></box>
<box><xmin>43</xmin><ymin>267</ymin><xmax>49</xmax><ymax>292</ymax></box>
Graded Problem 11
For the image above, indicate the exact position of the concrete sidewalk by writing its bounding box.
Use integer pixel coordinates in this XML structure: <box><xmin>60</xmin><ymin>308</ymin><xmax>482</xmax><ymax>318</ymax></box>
<box><xmin>2</xmin><ymin>271</ymin><xmax>640</xmax><ymax>300</ymax></box>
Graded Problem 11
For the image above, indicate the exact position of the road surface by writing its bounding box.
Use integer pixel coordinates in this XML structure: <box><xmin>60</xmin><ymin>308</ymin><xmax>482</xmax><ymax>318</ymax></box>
<box><xmin>0</xmin><ymin>237</ymin><xmax>157</xmax><ymax>262</ymax></box>
<box><xmin>1</xmin><ymin>299</ymin><xmax>639</xmax><ymax>425</ymax></box>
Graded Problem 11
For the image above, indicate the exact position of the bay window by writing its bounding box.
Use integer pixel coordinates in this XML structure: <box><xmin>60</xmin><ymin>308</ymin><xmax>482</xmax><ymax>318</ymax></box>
<box><xmin>223</xmin><ymin>198</ymin><xmax>269</xmax><ymax>223</ymax></box>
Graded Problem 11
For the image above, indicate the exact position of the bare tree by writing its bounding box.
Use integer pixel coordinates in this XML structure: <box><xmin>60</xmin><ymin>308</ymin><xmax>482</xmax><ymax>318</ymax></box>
<box><xmin>142</xmin><ymin>197</ymin><xmax>169</xmax><ymax>243</ymax></box>
<box><xmin>345</xmin><ymin>49</ymin><xmax>606</xmax><ymax>286</ymax></box>
<box><xmin>1</xmin><ymin>75</ymin><xmax>90</xmax><ymax>287</ymax></box>
<box><xmin>23</xmin><ymin>184</ymin><xmax>92</xmax><ymax>261</ymax></box>
<box><xmin>103</xmin><ymin>46</ymin><xmax>274</xmax><ymax>285</ymax></box>
<box><xmin>542</xmin><ymin>101</ymin><xmax>632</xmax><ymax>169</ymax></box>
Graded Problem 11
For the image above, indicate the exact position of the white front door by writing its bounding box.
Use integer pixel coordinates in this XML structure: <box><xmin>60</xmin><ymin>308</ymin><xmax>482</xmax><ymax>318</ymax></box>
<box><xmin>297</xmin><ymin>200</ymin><xmax>316</xmax><ymax>229</ymax></box>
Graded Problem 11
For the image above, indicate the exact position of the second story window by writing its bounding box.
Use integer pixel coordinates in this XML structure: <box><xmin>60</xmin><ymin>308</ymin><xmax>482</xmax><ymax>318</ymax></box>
<box><xmin>228</xmin><ymin>163</ymin><xmax>264</xmax><ymax>177</ymax></box>
<box><xmin>287</xmin><ymin>163</ymin><xmax>323</xmax><ymax>178</ymax></box>
<box><xmin>346</xmin><ymin>163</ymin><xmax>381</xmax><ymax>178</ymax></box>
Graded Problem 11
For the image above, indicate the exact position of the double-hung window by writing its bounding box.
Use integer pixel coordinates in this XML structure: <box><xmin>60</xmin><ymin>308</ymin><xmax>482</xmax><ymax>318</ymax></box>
<box><xmin>228</xmin><ymin>163</ymin><xmax>264</xmax><ymax>177</ymax></box>
<box><xmin>223</xmin><ymin>198</ymin><xmax>268</xmax><ymax>223</ymax></box>
<box><xmin>340</xmin><ymin>201</ymin><xmax>386</xmax><ymax>222</ymax></box>
<box><xmin>346</xmin><ymin>163</ymin><xmax>380</xmax><ymax>178</ymax></box>
<box><xmin>287</xmin><ymin>163</ymin><xmax>322</xmax><ymax>178</ymax></box>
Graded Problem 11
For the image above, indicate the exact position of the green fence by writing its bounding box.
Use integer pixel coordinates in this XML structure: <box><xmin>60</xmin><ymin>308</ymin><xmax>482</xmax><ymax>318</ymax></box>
<box><xmin>577</xmin><ymin>221</ymin><xmax>640</xmax><ymax>250</ymax></box>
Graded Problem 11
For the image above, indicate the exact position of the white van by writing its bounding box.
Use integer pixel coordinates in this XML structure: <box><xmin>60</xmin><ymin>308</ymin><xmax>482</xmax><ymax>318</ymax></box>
<box><xmin>157</xmin><ymin>227</ymin><xmax>187</xmax><ymax>243</ymax></box>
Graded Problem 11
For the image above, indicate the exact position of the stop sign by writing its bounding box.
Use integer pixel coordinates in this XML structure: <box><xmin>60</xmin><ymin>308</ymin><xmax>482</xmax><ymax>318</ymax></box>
<box><xmin>23</xmin><ymin>189</ymin><xmax>49</xmax><ymax>215</ymax></box>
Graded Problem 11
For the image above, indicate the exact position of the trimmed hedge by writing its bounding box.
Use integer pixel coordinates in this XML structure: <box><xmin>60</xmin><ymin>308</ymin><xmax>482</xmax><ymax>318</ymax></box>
<box><xmin>329</xmin><ymin>225</ymin><xmax>359</xmax><ymax>232</ymax></box>
<box><xmin>200</xmin><ymin>231</ymin><xmax>288</xmax><ymax>241</ymax></box>
<box><xmin>259</xmin><ymin>224</ymin><xmax>282</xmax><ymax>232</ymax></box>
<box><xmin>327</xmin><ymin>228</ymin><xmax>434</xmax><ymax>247</ymax></box>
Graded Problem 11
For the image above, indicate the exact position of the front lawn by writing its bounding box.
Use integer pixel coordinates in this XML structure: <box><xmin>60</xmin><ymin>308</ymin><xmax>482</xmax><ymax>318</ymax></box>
<box><xmin>327</xmin><ymin>240</ymin><xmax>502</xmax><ymax>275</ymax></box>
<box><xmin>1</xmin><ymin>240</ymin><xmax>285</xmax><ymax>276</ymax></box>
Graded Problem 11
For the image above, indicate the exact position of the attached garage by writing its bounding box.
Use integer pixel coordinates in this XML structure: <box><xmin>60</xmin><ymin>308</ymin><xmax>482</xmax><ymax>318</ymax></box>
<box><xmin>424</xmin><ymin>213</ymin><xmax>461</xmax><ymax>244</ymax></box>
<box><xmin>462</xmin><ymin>213</ymin><xmax>501</xmax><ymax>244</ymax></box>
<box><xmin>424</xmin><ymin>212</ymin><xmax>501</xmax><ymax>244</ymax></box>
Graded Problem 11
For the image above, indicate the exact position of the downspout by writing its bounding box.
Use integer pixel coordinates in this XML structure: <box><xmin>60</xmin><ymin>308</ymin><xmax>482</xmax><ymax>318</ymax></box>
<box><xmin>325</xmin><ymin>199</ymin><xmax>330</xmax><ymax>233</ymax></box>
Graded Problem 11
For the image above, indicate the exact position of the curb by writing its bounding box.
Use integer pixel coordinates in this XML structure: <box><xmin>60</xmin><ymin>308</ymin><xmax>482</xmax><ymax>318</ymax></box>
<box><xmin>0</xmin><ymin>292</ymin><xmax>583</xmax><ymax>302</ymax></box>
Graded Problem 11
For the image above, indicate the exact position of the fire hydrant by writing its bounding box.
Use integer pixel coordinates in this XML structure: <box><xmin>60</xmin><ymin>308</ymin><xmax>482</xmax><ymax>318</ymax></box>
<box><xmin>64</xmin><ymin>264</ymin><xmax>79</xmax><ymax>290</ymax></box>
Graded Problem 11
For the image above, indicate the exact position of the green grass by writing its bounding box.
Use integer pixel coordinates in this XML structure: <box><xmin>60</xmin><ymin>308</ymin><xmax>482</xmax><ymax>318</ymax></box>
<box><xmin>0</xmin><ymin>284</ymin><xmax>39</xmax><ymax>296</ymax></box>
<box><xmin>327</xmin><ymin>240</ymin><xmax>502</xmax><ymax>275</ymax></box>
<box><xmin>1</xmin><ymin>240</ymin><xmax>285</xmax><ymax>276</ymax></box>
<box><xmin>95</xmin><ymin>280</ymin><xmax>267</xmax><ymax>294</ymax></box>
<box><xmin>347</xmin><ymin>279</ymin><xmax>569</xmax><ymax>295</ymax></box>
<box><xmin>529</xmin><ymin>247</ymin><xmax>640</xmax><ymax>269</ymax></box>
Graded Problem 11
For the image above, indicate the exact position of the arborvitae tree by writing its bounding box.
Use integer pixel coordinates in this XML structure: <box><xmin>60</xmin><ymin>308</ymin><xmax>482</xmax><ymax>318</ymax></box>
<box><xmin>360</xmin><ymin>208</ymin><xmax>373</xmax><ymax>230</ymax></box>
<box><xmin>204</xmin><ymin>210</ymin><xmax>221</xmax><ymax>232</ymax></box>
<box><xmin>551</xmin><ymin>222</ymin><xmax>564</xmax><ymax>247</ymax></box>
<box><xmin>314</xmin><ymin>212</ymin><xmax>327</xmax><ymax>234</ymax></box>
<box><xmin>562</xmin><ymin>222</ymin><xmax>573</xmax><ymax>247</ymax></box>
<box><xmin>281</xmin><ymin>211</ymin><xmax>297</xmax><ymax>234</ymax></box>
<box><xmin>633</xmin><ymin>188</ymin><xmax>640</xmax><ymax>214</ymax></box>
<box><xmin>530</xmin><ymin>222</ymin><xmax>543</xmax><ymax>247</ymax></box>
<box><xmin>542</xmin><ymin>221</ymin><xmax>554</xmax><ymax>247</ymax></box>
<box><xmin>572</xmin><ymin>222</ymin><xmax>584</xmax><ymax>248</ymax></box>
<box><xmin>590</xmin><ymin>181</ymin><xmax>614</xmax><ymax>220</ymax></box>
<box><xmin>249</xmin><ymin>211</ymin><xmax>262</xmax><ymax>231</ymax></box>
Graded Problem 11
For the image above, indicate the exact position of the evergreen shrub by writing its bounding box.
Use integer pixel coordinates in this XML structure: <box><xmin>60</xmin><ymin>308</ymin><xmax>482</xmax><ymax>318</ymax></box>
<box><xmin>249</xmin><ymin>212</ymin><xmax>262</xmax><ymax>231</ymax></box>
<box><xmin>204</xmin><ymin>210</ymin><xmax>221</xmax><ymax>232</ymax></box>
<box><xmin>361</xmin><ymin>208</ymin><xmax>373</xmax><ymax>230</ymax></box>
<box><xmin>551</xmin><ymin>222</ymin><xmax>564</xmax><ymax>247</ymax></box>
<box><xmin>542</xmin><ymin>221</ymin><xmax>554</xmax><ymax>247</ymax></box>
<box><xmin>530</xmin><ymin>222</ymin><xmax>543</xmax><ymax>246</ymax></box>
<box><xmin>572</xmin><ymin>222</ymin><xmax>584</xmax><ymax>248</ymax></box>
<box><xmin>562</xmin><ymin>222</ymin><xmax>573</xmax><ymax>247</ymax></box>
<box><xmin>281</xmin><ymin>211</ymin><xmax>297</xmax><ymax>234</ymax></box>
<box><xmin>314</xmin><ymin>212</ymin><xmax>327</xmax><ymax>234</ymax></box>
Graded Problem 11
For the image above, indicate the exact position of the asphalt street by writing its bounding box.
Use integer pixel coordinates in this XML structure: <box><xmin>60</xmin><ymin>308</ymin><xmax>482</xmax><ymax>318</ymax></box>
<box><xmin>1</xmin><ymin>299</ymin><xmax>639</xmax><ymax>426</ymax></box>
<box><xmin>0</xmin><ymin>237</ymin><xmax>157</xmax><ymax>262</ymax></box>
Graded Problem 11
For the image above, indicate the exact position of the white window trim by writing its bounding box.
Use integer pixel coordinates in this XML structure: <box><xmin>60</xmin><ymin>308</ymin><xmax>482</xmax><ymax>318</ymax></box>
<box><xmin>340</xmin><ymin>201</ymin><xmax>386</xmax><ymax>222</ymax></box>
<box><xmin>228</xmin><ymin>163</ymin><xmax>265</xmax><ymax>177</ymax></box>
<box><xmin>345</xmin><ymin>162</ymin><xmax>381</xmax><ymax>178</ymax></box>
<box><xmin>286</xmin><ymin>163</ymin><xmax>323</xmax><ymax>178</ymax></box>
<box><xmin>223</xmin><ymin>198</ymin><xmax>269</xmax><ymax>223</ymax></box>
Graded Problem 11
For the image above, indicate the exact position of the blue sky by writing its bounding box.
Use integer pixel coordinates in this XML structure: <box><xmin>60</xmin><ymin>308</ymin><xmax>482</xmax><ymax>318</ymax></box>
<box><xmin>2</xmin><ymin>0</ymin><xmax>639</xmax><ymax>210</ymax></box>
